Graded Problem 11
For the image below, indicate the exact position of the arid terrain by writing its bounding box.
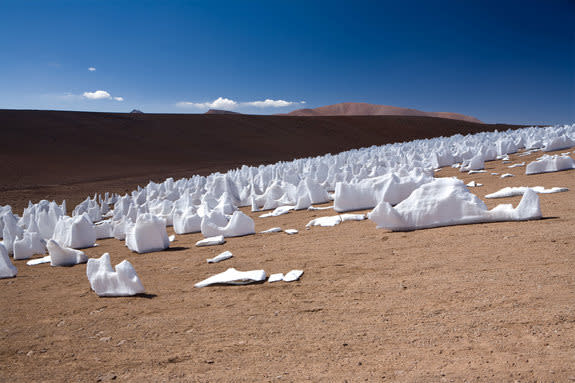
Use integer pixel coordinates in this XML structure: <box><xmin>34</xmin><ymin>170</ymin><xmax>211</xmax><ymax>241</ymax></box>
<box><xmin>1</xmin><ymin>112</ymin><xmax>574</xmax><ymax>382</ymax></box>
<box><xmin>0</xmin><ymin>110</ymin><xmax>522</xmax><ymax>213</ymax></box>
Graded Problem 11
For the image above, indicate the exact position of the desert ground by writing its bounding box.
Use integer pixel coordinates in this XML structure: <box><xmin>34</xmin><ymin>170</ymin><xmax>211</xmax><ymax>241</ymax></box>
<box><xmin>1</xmin><ymin>112</ymin><xmax>574</xmax><ymax>382</ymax></box>
<box><xmin>0</xmin><ymin>110</ymin><xmax>522</xmax><ymax>213</ymax></box>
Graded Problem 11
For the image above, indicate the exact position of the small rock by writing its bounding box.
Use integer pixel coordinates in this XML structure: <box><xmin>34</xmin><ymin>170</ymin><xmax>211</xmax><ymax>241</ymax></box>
<box><xmin>26</xmin><ymin>351</ymin><xmax>34</xmax><ymax>357</ymax></box>
<box><xmin>116</xmin><ymin>340</ymin><xmax>126</xmax><ymax>346</ymax></box>
<box><xmin>100</xmin><ymin>336</ymin><xmax>111</xmax><ymax>342</ymax></box>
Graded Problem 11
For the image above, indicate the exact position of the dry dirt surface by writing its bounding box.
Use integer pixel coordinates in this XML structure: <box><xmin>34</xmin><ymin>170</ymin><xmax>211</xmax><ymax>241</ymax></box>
<box><xmin>1</xmin><ymin>147</ymin><xmax>574</xmax><ymax>382</ymax></box>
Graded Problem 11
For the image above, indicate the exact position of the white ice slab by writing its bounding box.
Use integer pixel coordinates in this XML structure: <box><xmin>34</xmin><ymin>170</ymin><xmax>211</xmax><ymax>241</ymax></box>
<box><xmin>485</xmin><ymin>186</ymin><xmax>569</xmax><ymax>199</ymax></box>
<box><xmin>306</xmin><ymin>214</ymin><xmax>366</xmax><ymax>227</ymax></box>
<box><xmin>47</xmin><ymin>239</ymin><xmax>87</xmax><ymax>267</ymax></box>
<box><xmin>260</xmin><ymin>227</ymin><xmax>282</xmax><ymax>234</ymax></box>
<box><xmin>125</xmin><ymin>213</ymin><xmax>169</xmax><ymax>254</ymax></box>
<box><xmin>168</xmin><ymin>234</ymin><xmax>176</xmax><ymax>242</ymax></box>
<box><xmin>86</xmin><ymin>253</ymin><xmax>145</xmax><ymax>297</ymax></box>
<box><xmin>466</xmin><ymin>181</ymin><xmax>482</xmax><ymax>187</ymax></box>
<box><xmin>508</xmin><ymin>162</ymin><xmax>525</xmax><ymax>168</ymax></box>
<box><xmin>468</xmin><ymin>170</ymin><xmax>486</xmax><ymax>174</ymax></box>
<box><xmin>501</xmin><ymin>173</ymin><xmax>514</xmax><ymax>178</ymax></box>
<box><xmin>0</xmin><ymin>243</ymin><xmax>17</xmax><ymax>278</ymax></box>
<box><xmin>307</xmin><ymin>205</ymin><xmax>334</xmax><ymax>211</ymax></box>
<box><xmin>194</xmin><ymin>268</ymin><xmax>267</xmax><ymax>288</ymax></box>
<box><xmin>259</xmin><ymin>205</ymin><xmax>295</xmax><ymax>218</ymax></box>
<box><xmin>284</xmin><ymin>229</ymin><xmax>298</xmax><ymax>235</ymax></box>
<box><xmin>196</xmin><ymin>235</ymin><xmax>226</xmax><ymax>247</ymax></box>
<box><xmin>368</xmin><ymin>178</ymin><xmax>542</xmax><ymax>231</ymax></box>
<box><xmin>283</xmin><ymin>269</ymin><xmax>304</xmax><ymax>282</ymax></box>
<box><xmin>526</xmin><ymin>154</ymin><xmax>575</xmax><ymax>175</ymax></box>
<box><xmin>268</xmin><ymin>273</ymin><xmax>284</xmax><ymax>283</ymax></box>
<box><xmin>207</xmin><ymin>250</ymin><xmax>233</xmax><ymax>264</ymax></box>
<box><xmin>26</xmin><ymin>255</ymin><xmax>51</xmax><ymax>265</ymax></box>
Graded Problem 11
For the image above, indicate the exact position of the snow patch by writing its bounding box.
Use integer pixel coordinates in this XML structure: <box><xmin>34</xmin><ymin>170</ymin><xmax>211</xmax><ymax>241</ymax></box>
<box><xmin>195</xmin><ymin>268</ymin><xmax>267</xmax><ymax>288</ymax></box>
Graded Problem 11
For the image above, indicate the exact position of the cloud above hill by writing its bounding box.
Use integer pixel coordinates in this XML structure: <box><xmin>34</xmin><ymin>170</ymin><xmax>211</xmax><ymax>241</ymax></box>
<box><xmin>83</xmin><ymin>90</ymin><xmax>123</xmax><ymax>101</ymax></box>
<box><xmin>177</xmin><ymin>97</ymin><xmax>238</xmax><ymax>110</ymax></box>
<box><xmin>176</xmin><ymin>97</ymin><xmax>305</xmax><ymax>110</ymax></box>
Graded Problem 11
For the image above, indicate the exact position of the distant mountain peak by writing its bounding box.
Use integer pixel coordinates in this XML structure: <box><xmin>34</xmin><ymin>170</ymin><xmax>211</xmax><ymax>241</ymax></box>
<box><xmin>277</xmin><ymin>102</ymin><xmax>482</xmax><ymax>123</ymax></box>
<box><xmin>205</xmin><ymin>109</ymin><xmax>242</xmax><ymax>115</ymax></box>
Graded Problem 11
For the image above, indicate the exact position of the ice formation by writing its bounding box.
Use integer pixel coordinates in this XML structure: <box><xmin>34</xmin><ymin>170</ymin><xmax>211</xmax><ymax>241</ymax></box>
<box><xmin>501</xmin><ymin>173</ymin><xmax>514</xmax><ymax>178</ymax></box>
<box><xmin>284</xmin><ymin>229</ymin><xmax>298</xmax><ymax>235</ymax></box>
<box><xmin>508</xmin><ymin>162</ymin><xmax>525</xmax><ymax>168</ymax></box>
<box><xmin>283</xmin><ymin>269</ymin><xmax>304</xmax><ymax>282</ymax></box>
<box><xmin>525</xmin><ymin>154</ymin><xmax>575</xmax><ymax>175</ymax></box>
<box><xmin>307</xmin><ymin>205</ymin><xmax>333</xmax><ymax>211</ymax></box>
<box><xmin>259</xmin><ymin>205</ymin><xmax>294</xmax><ymax>218</ymax></box>
<box><xmin>47</xmin><ymin>239</ymin><xmax>88</xmax><ymax>267</ymax></box>
<box><xmin>0</xmin><ymin>243</ymin><xmax>17</xmax><ymax>279</ymax></box>
<box><xmin>368</xmin><ymin>178</ymin><xmax>542</xmax><ymax>231</ymax></box>
<box><xmin>94</xmin><ymin>220</ymin><xmax>114</xmax><ymax>239</ymax></box>
<box><xmin>194</xmin><ymin>268</ymin><xmax>267</xmax><ymax>288</ymax></box>
<box><xmin>306</xmin><ymin>214</ymin><xmax>366</xmax><ymax>228</ymax></box>
<box><xmin>52</xmin><ymin>214</ymin><xmax>96</xmax><ymax>249</ymax></box>
<box><xmin>173</xmin><ymin>208</ymin><xmax>202</xmax><ymax>234</ymax></box>
<box><xmin>125</xmin><ymin>213</ymin><xmax>169</xmax><ymax>253</ymax></box>
<box><xmin>13</xmin><ymin>231</ymin><xmax>46</xmax><ymax>260</ymax></box>
<box><xmin>466</xmin><ymin>181</ymin><xmax>482</xmax><ymax>187</ymax></box>
<box><xmin>268</xmin><ymin>273</ymin><xmax>284</xmax><ymax>283</ymax></box>
<box><xmin>0</xmin><ymin>123</ymin><xmax>573</xmax><ymax>253</ymax></box>
<box><xmin>26</xmin><ymin>256</ymin><xmax>51</xmax><ymax>266</ymax></box>
<box><xmin>260</xmin><ymin>227</ymin><xmax>282</xmax><ymax>234</ymax></box>
<box><xmin>485</xmin><ymin>186</ymin><xmax>569</xmax><ymax>199</ymax></box>
<box><xmin>196</xmin><ymin>235</ymin><xmax>225</xmax><ymax>247</ymax></box>
<box><xmin>334</xmin><ymin>171</ymin><xmax>432</xmax><ymax>212</ymax></box>
<box><xmin>201</xmin><ymin>211</ymin><xmax>255</xmax><ymax>238</ymax></box>
<box><xmin>86</xmin><ymin>253</ymin><xmax>145</xmax><ymax>297</ymax></box>
<box><xmin>207</xmin><ymin>250</ymin><xmax>233</xmax><ymax>264</ymax></box>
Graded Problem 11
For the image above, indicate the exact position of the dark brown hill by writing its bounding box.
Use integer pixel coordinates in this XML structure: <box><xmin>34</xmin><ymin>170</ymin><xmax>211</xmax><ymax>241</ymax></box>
<box><xmin>0</xmin><ymin>110</ymin><xmax>525</xmax><ymax>210</ymax></box>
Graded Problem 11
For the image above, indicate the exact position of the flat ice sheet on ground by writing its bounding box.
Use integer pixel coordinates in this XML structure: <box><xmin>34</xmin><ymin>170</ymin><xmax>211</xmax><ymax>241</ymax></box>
<box><xmin>196</xmin><ymin>235</ymin><xmax>225</xmax><ymax>247</ymax></box>
<box><xmin>26</xmin><ymin>255</ymin><xmax>51</xmax><ymax>265</ymax></box>
<box><xmin>207</xmin><ymin>250</ymin><xmax>233</xmax><ymax>263</ymax></box>
<box><xmin>195</xmin><ymin>268</ymin><xmax>267</xmax><ymax>288</ymax></box>
<box><xmin>485</xmin><ymin>186</ymin><xmax>569</xmax><ymax>199</ymax></box>
<box><xmin>260</xmin><ymin>227</ymin><xmax>282</xmax><ymax>234</ymax></box>
<box><xmin>306</xmin><ymin>214</ymin><xmax>366</xmax><ymax>228</ymax></box>
<box><xmin>268</xmin><ymin>273</ymin><xmax>284</xmax><ymax>283</ymax></box>
<box><xmin>283</xmin><ymin>269</ymin><xmax>304</xmax><ymax>282</ymax></box>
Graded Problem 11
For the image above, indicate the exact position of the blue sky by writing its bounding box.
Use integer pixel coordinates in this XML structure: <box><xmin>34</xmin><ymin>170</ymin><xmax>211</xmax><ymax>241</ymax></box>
<box><xmin>0</xmin><ymin>0</ymin><xmax>573</xmax><ymax>124</ymax></box>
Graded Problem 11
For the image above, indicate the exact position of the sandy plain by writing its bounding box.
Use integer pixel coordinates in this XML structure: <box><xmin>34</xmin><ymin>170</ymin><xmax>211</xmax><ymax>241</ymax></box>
<box><xmin>0</xmin><ymin>112</ymin><xmax>573</xmax><ymax>382</ymax></box>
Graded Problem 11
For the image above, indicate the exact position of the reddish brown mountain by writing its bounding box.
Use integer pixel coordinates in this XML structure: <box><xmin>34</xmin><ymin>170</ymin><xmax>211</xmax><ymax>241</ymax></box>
<box><xmin>278</xmin><ymin>102</ymin><xmax>482</xmax><ymax>123</ymax></box>
<box><xmin>205</xmin><ymin>109</ymin><xmax>242</xmax><ymax>115</ymax></box>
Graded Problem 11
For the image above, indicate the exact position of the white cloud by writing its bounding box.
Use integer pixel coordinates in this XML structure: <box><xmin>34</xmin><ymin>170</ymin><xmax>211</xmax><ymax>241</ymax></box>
<box><xmin>88</xmin><ymin>67</ymin><xmax>96</xmax><ymax>72</ymax></box>
<box><xmin>176</xmin><ymin>97</ymin><xmax>239</xmax><ymax>110</ymax></box>
<box><xmin>176</xmin><ymin>97</ymin><xmax>305</xmax><ymax>110</ymax></box>
<box><xmin>83</xmin><ymin>90</ymin><xmax>111</xmax><ymax>100</ymax></box>
<box><xmin>243</xmin><ymin>99</ymin><xmax>305</xmax><ymax>108</ymax></box>
<box><xmin>83</xmin><ymin>90</ymin><xmax>124</xmax><ymax>101</ymax></box>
